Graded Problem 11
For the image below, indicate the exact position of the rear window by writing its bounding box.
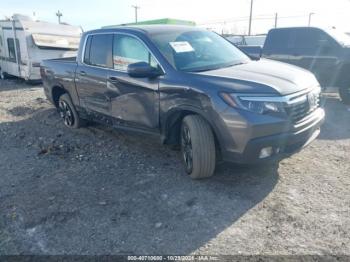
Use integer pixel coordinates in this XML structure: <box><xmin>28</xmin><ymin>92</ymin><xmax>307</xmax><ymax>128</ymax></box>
<box><xmin>293</xmin><ymin>29</ymin><xmax>329</xmax><ymax>49</ymax></box>
<box><xmin>84</xmin><ymin>34</ymin><xmax>113</xmax><ymax>68</ymax></box>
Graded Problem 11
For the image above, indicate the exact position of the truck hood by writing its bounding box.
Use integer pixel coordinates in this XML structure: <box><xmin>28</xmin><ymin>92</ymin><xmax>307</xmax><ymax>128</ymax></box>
<box><xmin>194</xmin><ymin>59</ymin><xmax>319</xmax><ymax>96</ymax></box>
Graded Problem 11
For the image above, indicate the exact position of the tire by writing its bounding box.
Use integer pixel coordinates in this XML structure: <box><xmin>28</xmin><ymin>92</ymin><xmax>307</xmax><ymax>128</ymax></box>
<box><xmin>339</xmin><ymin>86</ymin><xmax>350</xmax><ymax>105</ymax></box>
<box><xmin>58</xmin><ymin>93</ymin><xmax>83</xmax><ymax>129</ymax></box>
<box><xmin>181</xmin><ymin>115</ymin><xmax>216</xmax><ymax>179</ymax></box>
<box><xmin>0</xmin><ymin>69</ymin><xmax>8</xmax><ymax>80</ymax></box>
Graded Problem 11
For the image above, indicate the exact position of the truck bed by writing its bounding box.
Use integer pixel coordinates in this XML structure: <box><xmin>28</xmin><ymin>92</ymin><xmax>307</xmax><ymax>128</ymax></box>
<box><xmin>40</xmin><ymin>57</ymin><xmax>79</xmax><ymax>105</ymax></box>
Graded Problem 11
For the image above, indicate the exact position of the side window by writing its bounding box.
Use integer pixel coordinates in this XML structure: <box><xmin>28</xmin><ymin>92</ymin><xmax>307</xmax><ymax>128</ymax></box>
<box><xmin>293</xmin><ymin>29</ymin><xmax>325</xmax><ymax>49</ymax></box>
<box><xmin>85</xmin><ymin>34</ymin><xmax>113</xmax><ymax>68</ymax></box>
<box><xmin>7</xmin><ymin>38</ymin><xmax>21</xmax><ymax>62</ymax></box>
<box><xmin>293</xmin><ymin>29</ymin><xmax>335</xmax><ymax>55</ymax></box>
<box><xmin>113</xmin><ymin>34</ymin><xmax>158</xmax><ymax>71</ymax></box>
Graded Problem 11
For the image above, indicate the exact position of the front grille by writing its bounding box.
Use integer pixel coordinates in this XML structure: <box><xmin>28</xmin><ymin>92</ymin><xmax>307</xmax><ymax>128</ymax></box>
<box><xmin>285</xmin><ymin>92</ymin><xmax>320</xmax><ymax>123</ymax></box>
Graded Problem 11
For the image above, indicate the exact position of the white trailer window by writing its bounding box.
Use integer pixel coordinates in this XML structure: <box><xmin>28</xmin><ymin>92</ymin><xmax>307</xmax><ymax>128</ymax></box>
<box><xmin>7</xmin><ymin>38</ymin><xmax>21</xmax><ymax>62</ymax></box>
<box><xmin>32</xmin><ymin>34</ymin><xmax>80</xmax><ymax>50</ymax></box>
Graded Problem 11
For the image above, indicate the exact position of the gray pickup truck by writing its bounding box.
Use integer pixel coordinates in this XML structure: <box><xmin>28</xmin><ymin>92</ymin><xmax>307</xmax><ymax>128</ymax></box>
<box><xmin>41</xmin><ymin>25</ymin><xmax>324</xmax><ymax>179</ymax></box>
<box><xmin>240</xmin><ymin>27</ymin><xmax>350</xmax><ymax>104</ymax></box>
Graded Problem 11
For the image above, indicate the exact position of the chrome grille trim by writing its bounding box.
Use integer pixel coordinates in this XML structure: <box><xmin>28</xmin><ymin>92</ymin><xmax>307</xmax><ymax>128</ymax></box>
<box><xmin>238</xmin><ymin>86</ymin><xmax>321</xmax><ymax>105</ymax></box>
<box><xmin>237</xmin><ymin>86</ymin><xmax>322</xmax><ymax>123</ymax></box>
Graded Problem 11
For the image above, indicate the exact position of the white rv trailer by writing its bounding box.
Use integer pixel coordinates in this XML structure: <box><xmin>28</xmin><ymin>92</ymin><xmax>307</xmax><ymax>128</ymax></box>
<box><xmin>0</xmin><ymin>14</ymin><xmax>82</xmax><ymax>81</ymax></box>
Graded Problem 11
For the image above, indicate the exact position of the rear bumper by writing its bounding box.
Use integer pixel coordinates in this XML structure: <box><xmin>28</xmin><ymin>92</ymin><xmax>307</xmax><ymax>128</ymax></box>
<box><xmin>221</xmin><ymin>108</ymin><xmax>325</xmax><ymax>164</ymax></box>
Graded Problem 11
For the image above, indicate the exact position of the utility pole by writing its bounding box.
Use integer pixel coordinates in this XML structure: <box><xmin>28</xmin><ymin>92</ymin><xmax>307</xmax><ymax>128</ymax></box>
<box><xmin>308</xmin><ymin>12</ymin><xmax>315</xmax><ymax>26</ymax></box>
<box><xmin>132</xmin><ymin>5</ymin><xmax>140</xmax><ymax>23</ymax></box>
<box><xmin>274</xmin><ymin>13</ymin><xmax>278</xmax><ymax>28</ymax></box>
<box><xmin>248</xmin><ymin>0</ymin><xmax>254</xmax><ymax>36</ymax></box>
<box><xmin>56</xmin><ymin>10</ymin><xmax>62</xmax><ymax>24</ymax></box>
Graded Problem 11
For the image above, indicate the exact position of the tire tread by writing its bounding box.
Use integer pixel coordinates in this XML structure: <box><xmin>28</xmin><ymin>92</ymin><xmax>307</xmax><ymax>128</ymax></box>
<box><xmin>182</xmin><ymin>115</ymin><xmax>216</xmax><ymax>179</ymax></box>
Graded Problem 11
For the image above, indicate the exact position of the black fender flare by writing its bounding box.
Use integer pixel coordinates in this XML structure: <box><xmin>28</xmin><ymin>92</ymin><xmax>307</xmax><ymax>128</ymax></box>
<box><xmin>50</xmin><ymin>83</ymin><xmax>69</xmax><ymax>107</ymax></box>
<box><xmin>161</xmin><ymin>104</ymin><xmax>223</xmax><ymax>149</ymax></box>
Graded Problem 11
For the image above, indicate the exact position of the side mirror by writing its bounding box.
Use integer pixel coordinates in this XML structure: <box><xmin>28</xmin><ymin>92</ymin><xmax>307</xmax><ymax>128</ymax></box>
<box><xmin>239</xmin><ymin>46</ymin><xmax>262</xmax><ymax>61</ymax></box>
<box><xmin>127</xmin><ymin>62</ymin><xmax>162</xmax><ymax>78</ymax></box>
<box><xmin>248</xmin><ymin>52</ymin><xmax>261</xmax><ymax>61</ymax></box>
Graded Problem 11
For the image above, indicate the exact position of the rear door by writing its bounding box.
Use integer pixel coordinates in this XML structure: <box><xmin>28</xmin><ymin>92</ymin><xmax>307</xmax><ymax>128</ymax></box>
<box><xmin>105</xmin><ymin>33</ymin><xmax>161</xmax><ymax>130</ymax></box>
<box><xmin>75</xmin><ymin>34</ymin><xmax>113</xmax><ymax>116</ymax></box>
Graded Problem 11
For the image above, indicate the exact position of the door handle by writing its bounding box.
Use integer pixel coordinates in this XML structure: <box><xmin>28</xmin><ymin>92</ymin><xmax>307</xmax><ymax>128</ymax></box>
<box><xmin>79</xmin><ymin>71</ymin><xmax>86</xmax><ymax>76</ymax></box>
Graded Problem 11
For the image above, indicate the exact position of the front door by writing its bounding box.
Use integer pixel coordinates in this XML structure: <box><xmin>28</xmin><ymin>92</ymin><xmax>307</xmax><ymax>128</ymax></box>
<box><xmin>105</xmin><ymin>33</ymin><xmax>161</xmax><ymax>130</ymax></box>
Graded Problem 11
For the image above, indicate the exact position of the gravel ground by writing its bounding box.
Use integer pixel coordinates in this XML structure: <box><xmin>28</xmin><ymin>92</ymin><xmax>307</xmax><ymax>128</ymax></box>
<box><xmin>0</xmin><ymin>79</ymin><xmax>349</xmax><ymax>256</ymax></box>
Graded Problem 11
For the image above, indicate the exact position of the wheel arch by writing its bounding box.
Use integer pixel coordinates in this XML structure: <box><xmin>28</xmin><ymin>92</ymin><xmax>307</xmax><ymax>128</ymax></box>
<box><xmin>161</xmin><ymin>106</ymin><xmax>222</xmax><ymax>157</ymax></box>
<box><xmin>51</xmin><ymin>85</ymin><xmax>68</xmax><ymax>108</ymax></box>
<box><xmin>336</xmin><ymin>63</ymin><xmax>350</xmax><ymax>88</ymax></box>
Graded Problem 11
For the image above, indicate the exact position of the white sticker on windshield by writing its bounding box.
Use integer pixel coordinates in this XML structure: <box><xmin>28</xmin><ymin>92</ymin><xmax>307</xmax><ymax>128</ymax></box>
<box><xmin>169</xmin><ymin>41</ymin><xmax>194</xmax><ymax>53</ymax></box>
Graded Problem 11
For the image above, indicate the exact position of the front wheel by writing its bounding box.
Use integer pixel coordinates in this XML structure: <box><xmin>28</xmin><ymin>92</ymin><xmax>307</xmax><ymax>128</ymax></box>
<box><xmin>181</xmin><ymin>115</ymin><xmax>216</xmax><ymax>179</ymax></box>
<box><xmin>339</xmin><ymin>86</ymin><xmax>350</xmax><ymax>105</ymax></box>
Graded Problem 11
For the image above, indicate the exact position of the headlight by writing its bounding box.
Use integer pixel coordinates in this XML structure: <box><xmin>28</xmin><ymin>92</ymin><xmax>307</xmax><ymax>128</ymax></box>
<box><xmin>219</xmin><ymin>92</ymin><xmax>285</xmax><ymax>115</ymax></box>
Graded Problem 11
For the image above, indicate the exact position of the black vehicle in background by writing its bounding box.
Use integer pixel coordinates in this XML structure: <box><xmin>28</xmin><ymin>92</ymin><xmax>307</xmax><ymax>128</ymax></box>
<box><xmin>240</xmin><ymin>27</ymin><xmax>350</xmax><ymax>104</ymax></box>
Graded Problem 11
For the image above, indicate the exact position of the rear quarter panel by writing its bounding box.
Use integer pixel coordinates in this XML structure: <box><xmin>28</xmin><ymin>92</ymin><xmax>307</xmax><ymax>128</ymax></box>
<box><xmin>41</xmin><ymin>59</ymin><xmax>80</xmax><ymax>106</ymax></box>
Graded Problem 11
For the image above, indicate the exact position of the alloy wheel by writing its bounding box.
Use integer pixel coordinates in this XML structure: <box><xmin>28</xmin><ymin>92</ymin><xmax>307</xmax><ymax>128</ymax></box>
<box><xmin>181</xmin><ymin>125</ymin><xmax>193</xmax><ymax>173</ymax></box>
<box><xmin>59</xmin><ymin>100</ymin><xmax>75</xmax><ymax>127</ymax></box>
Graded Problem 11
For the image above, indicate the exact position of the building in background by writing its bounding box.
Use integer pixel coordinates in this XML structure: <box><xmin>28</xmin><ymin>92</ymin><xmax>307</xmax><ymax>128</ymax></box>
<box><xmin>103</xmin><ymin>18</ymin><xmax>195</xmax><ymax>28</ymax></box>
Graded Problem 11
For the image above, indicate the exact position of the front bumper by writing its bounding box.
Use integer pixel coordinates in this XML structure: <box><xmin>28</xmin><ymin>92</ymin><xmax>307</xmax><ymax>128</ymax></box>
<box><xmin>221</xmin><ymin>108</ymin><xmax>325</xmax><ymax>164</ymax></box>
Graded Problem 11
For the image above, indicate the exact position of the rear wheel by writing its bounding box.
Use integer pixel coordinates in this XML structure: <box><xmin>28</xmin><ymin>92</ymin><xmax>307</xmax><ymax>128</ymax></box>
<box><xmin>58</xmin><ymin>93</ymin><xmax>83</xmax><ymax>129</ymax></box>
<box><xmin>339</xmin><ymin>86</ymin><xmax>350</xmax><ymax>105</ymax></box>
<box><xmin>181</xmin><ymin>115</ymin><xmax>216</xmax><ymax>179</ymax></box>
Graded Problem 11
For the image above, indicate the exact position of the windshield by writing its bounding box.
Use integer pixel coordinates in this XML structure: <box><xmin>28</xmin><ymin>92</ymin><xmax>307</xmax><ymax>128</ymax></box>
<box><xmin>326</xmin><ymin>29</ymin><xmax>350</xmax><ymax>47</ymax></box>
<box><xmin>149</xmin><ymin>29</ymin><xmax>250</xmax><ymax>72</ymax></box>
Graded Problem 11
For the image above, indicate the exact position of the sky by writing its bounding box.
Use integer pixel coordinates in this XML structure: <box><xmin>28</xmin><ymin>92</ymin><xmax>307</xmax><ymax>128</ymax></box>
<box><xmin>1</xmin><ymin>0</ymin><xmax>350</xmax><ymax>34</ymax></box>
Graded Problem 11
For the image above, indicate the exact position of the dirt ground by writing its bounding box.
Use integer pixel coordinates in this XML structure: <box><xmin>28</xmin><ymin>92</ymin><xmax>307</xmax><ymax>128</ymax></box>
<box><xmin>0</xmin><ymin>79</ymin><xmax>349</xmax><ymax>256</ymax></box>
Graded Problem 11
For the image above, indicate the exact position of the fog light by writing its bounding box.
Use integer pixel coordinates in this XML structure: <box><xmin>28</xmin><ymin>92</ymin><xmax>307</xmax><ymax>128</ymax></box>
<box><xmin>259</xmin><ymin>147</ymin><xmax>274</xmax><ymax>159</ymax></box>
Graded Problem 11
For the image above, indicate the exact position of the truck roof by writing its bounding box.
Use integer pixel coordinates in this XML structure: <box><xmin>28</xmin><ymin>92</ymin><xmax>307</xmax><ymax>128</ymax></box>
<box><xmin>269</xmin><ymin>26</ymin><xmax>323</xmax><ymax>31</ymax></box>
<box><xmin>267</xmin><ymin>26</ymin><xmax>346</xmax><ymax>34</ymax></box>
<box><xmin>85</xmin><ymin>25</ymin><xmax>200</xmax><ymax>35</ymax></box>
